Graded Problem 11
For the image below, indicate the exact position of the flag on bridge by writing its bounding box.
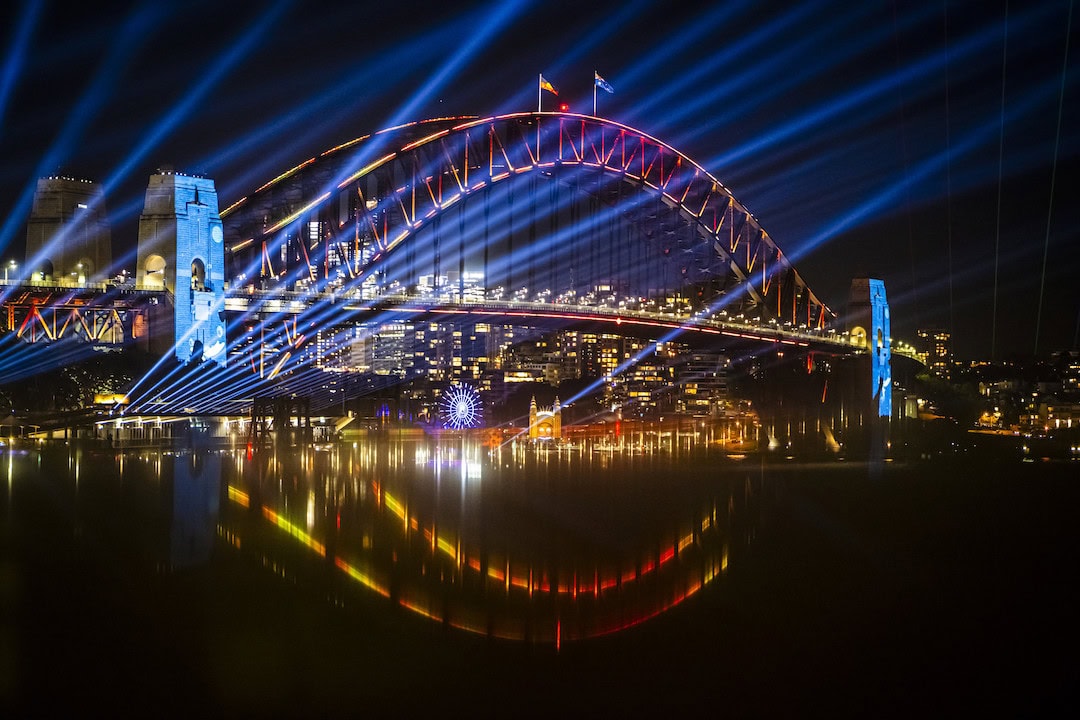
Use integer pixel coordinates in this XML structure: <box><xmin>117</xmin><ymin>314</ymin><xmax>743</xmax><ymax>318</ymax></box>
<box><xmin>593</xmin><ymin>71</ymin><xmax>614</xmax><ymax>116</ymax></box>
<box><xmin>594</xmin><ymin>71</ymin><xmax>614</xmax><ymax>94</ymax></box>
<box><xmin>538</xmin><ymin>73</ymin><xmax>558</xmax><ymax>112</ymax></box>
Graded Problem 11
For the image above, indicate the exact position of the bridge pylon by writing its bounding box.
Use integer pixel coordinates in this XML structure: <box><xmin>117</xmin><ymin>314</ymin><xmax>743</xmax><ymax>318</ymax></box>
<box><xmin>841</xmin><ymin>277</ymin><xmax>893</xmax><ymax>459</ymax></box>
<box><xmin>136</xmin><ymin>171</ymin><xmax>227</xmax><ymax>366</ymax></box>
<box><xmin>846</xmin><ymin>277</ymin><xmax>892</xmax><ymax>420</ymax></box>
<box><xmin>24</xmin><ymin>176</ymin><xmax>112</xmax><ymax>283</ymax></box>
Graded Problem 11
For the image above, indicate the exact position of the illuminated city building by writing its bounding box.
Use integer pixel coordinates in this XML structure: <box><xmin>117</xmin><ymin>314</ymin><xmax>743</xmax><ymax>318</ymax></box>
<box><xmin>314</xmin><ymin>326</ymin><xmax>357</xmax><ymax>371</ymax></box>
<box><xmin>324</xmin><ymin>318</ymin><xmax>736</xmax><ymax>421</ymax></box>
<box><xmin>917</xmin><ymin>328</ymin><xmax>952</xmax><ymax>380</ymax></box>
<box><xmin>501</xmin><ymin>332</ymin><xmax>574</xmax><ymax>385</ymax></box>
<box><xmin>338</xmin><ymin>320</ymin><xmax>518</xmax><ymax>382</ymax></box>
<box><xmin>578</xmin><ymin>332</ymin><xmax>622</xmax><ymax>379</ymax></box>
<box><xmin>677</xmin><ymin>352</ymin><xmax>730</xmax><ymax>416</ymax></box>
<box><xmin>528</xmin><ymin>396</ymin><xmax>562</xmax><ymax>439</ymax></box>
<box><xmin>1048</xmin><ymin>350</ymin><xmax>1080</xmax><ymax>400</ymax></box>
<box><xmin>614</xmin><ymin>341</ymin><xmax>675</xmax><ymax>415</ymax></box>
<box><xmin>367</xmin><ymin>321</ymin><xmax>413</xmax><ymax>376</ymax></box>
<box><xmin>24</xmin><ymin>176</ymin><xmax>112</xmax><ymax>283</ymax></box>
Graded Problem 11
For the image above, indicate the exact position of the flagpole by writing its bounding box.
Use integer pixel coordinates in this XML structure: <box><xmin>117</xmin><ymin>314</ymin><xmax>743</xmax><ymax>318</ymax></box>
<box><xmin>593</xmin><ymin>71</ymin><xmax>597</xmax><ymax>116</ymax></box>
<box><xmin>536</xmin><ymin>73</ymin><xmax>542</xmax><ymax>157</ymax></box>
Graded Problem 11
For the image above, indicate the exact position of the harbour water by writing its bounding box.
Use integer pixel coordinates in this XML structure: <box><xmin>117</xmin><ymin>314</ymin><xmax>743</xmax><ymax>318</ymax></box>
<box><xmin>1</xmin><ymin>438</ymin><xmax>1077</xmax><ymax>715</ymax></box>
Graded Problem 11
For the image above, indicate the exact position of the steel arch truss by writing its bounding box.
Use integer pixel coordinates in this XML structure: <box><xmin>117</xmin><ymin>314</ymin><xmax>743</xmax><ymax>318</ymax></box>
<box><xmin>1</xmin><ymin>287</ymin><xmax>166</xmax><ymax>345</ymax></box>
<box><xmin>224</xmin><ymin>113</ymin><xmax>831</xmax><ymax>331</ymax></box>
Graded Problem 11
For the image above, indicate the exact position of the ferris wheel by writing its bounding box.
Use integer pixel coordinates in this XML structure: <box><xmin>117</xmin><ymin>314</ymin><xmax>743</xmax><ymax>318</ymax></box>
<box><xmin>441</xmin><ymin>383</ymin><xmax>482</xmax><ymax>429</ymax></box>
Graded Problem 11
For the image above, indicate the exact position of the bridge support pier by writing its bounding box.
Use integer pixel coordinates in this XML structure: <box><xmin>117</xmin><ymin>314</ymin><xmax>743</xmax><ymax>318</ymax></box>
<box><xmin>249</xmin><ymin>396</ymin><xmax>312</xmax><ymax>448</ymax></box>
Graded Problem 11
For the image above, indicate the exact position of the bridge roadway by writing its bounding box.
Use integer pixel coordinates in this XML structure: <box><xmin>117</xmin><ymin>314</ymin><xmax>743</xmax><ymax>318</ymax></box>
<box><xmin>223</xmin><ymin>289</ymin><xmax>921</xmax><ymax>361</ymax></box>
<box><xmin>0</xmin><ymin>281</ymin><xmax>920</xmax><ymax>361</ymax></box>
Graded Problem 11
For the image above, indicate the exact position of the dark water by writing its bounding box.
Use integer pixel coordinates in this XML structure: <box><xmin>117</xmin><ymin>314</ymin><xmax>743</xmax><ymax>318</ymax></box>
<box><xmin>1</xmin><ymin>440</ymin><xmax>1077</xmax><ymax>716</ymax></box>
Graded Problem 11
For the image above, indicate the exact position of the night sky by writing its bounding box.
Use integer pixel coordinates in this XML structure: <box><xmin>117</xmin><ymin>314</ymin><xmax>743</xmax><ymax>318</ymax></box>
<box><xmin>1</xmin><ymin>0</ymin><xmax>1076</xmax><ymax>360</ymax></box>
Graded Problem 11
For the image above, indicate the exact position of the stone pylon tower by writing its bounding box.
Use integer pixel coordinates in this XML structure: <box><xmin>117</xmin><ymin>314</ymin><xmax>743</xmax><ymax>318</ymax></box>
<box><xmin>847</xmin><ymin>278</ymin><xmax>892</xmax><ymax>419</ymax></box>
<box><xmin>24</xmin><ymin>176</ymin><xmax>112</xmax><ymax>283</ymax></box>
<box><xmin>136</xmin><ymin>171</ymin><xmax>227</xmax><ymax>366</ymax></box>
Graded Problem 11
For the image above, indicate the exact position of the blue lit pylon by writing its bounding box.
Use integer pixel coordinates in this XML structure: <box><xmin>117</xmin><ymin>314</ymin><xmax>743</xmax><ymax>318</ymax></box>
<box><xmin>441</xmin><ymin>383</ymin><xmax>482</xmax><ymax>429</ymax></box>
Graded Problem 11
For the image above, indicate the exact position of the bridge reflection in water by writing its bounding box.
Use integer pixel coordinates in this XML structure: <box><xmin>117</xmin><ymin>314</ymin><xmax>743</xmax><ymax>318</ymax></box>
<box><xmin>221</xmin><ymin>438</ymin><xmax>761</xmax><ymax>646</ymax></box>
<box><xmin>8</xmin><ymin>436</ymin><xmax>1078</xmax><ymax>715</ymax></box>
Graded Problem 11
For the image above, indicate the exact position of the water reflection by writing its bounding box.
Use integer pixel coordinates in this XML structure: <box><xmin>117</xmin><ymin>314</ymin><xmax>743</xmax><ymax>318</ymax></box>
<box><xmin>7</xmin><ymin>439</ymin><xmax>764</xmax><ymax>646</ymax></box>
<box><xmin>171</xmin><ymin>453</ymin><xmax>220</xmax><ymax>568</ymax></box>
<box><xmin>222</xmin><ymin>438</ymin><xmax>762</xmax><ymax>645</ymax></box>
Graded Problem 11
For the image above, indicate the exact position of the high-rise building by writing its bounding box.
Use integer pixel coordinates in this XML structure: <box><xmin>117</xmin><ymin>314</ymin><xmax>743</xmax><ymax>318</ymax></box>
<box><xmin>1052</xmin><ymin>350</ymin><xmax>1080</xmax><ymax>399</ymax></box>
<box><xmin>677</xmin><ymin>352</ymin><xmax>730</xmax><ymax>415</ymax></box>
<box><xmin>916</xmin><ymin>328</ymin><xmax>952</xmax><ymax>380</ymax></box>
<box><xmin>578</xmin><ymin>332</ymin><xmax>621</xmax><ymax>379</ymax></box>
<box><xmin>24</xmin><ymin>176</ymin><xmax>112</xmax><ymax>283</ymax></box>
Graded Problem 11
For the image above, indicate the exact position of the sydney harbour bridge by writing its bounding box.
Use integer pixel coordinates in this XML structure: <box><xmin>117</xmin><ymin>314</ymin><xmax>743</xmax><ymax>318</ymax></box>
<box><xmin>1</xmin><ymin>112</ymin><xmax>902</xmax><ymax>420</ymax></box>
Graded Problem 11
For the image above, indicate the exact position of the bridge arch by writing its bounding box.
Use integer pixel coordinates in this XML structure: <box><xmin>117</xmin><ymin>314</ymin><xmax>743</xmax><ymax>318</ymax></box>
<box><xmin>223</xmin><ymin>113</ymin><xmax>831</xmax><ymax>329</ymax></box>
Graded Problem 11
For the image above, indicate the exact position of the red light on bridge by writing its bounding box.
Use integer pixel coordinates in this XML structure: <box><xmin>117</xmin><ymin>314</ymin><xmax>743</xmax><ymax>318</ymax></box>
<box><xmin>559</xmin><ymin>103</ymin><xmax>569</xmax><ymax>112</ymax></box>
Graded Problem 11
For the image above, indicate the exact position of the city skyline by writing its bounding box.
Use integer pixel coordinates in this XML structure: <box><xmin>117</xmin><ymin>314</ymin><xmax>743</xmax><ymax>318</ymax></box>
<box><xmin>0</xmin><ymin>0</ymin><xmax>1076</xmax><ymax>359</ymax></box>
